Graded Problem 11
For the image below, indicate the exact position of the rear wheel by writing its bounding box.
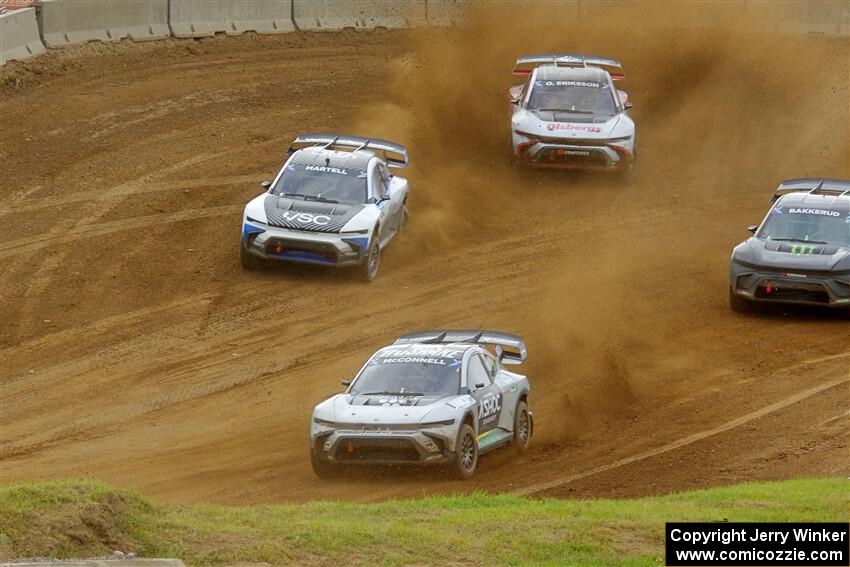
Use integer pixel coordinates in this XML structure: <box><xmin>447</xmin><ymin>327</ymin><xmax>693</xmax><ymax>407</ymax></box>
<box><xmin>513</xmin><ymin>401</ymin><xmax>531</xmax><ymax>453</ymax></box>
<box><xmin>451</xmin><ymin>424</ymin><xmax>478</xmax><ymax>480</ymax></box>
<box><xmin>729</xmin><ymin>286</ymin><xmax>753</xmax><ymax>313</ymax></box>
<box><xmin>359</xmin><ymin>239</ymin><xmax>381</xmax><ymax>282</ymax></box>
<box><xmin>240</xmin><ymin>244</ymin><xmax>265</xmax><ymax>271</ymax></box>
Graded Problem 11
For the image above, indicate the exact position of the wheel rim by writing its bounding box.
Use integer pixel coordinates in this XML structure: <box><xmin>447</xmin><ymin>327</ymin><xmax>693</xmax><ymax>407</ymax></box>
<box><xmin>517</xmin><ymin>410</ymin><xmax>529</xmax><ymax>445</ymax></box>
<box><xmin>459</xmin><ymin>432</ymin><xmax>476</xmax><ymax>471</ymax></box>
<box><xmin>367</xmin><ymin>244</ymin><xmax>379</xmax><ymax>279</ymax></box>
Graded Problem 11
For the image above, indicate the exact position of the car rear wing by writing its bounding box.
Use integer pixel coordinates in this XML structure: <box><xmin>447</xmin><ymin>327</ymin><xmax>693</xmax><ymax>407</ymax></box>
<box><xmin>288</xmin><ymin>133</ymin><xmax>409</xmax><ymax>169</ymax></box>
<box><xmin>772</xmin><ymin>178</ymin><xmax>850</xmax><ymax>202</ymax></box>
<box><xmin>394</xmin><ymin>330</ymin><xmax>527</xmax><ymax>365</ymax></box>
<box><xmin>512</xmin><ymin>53</ymin><xmax>624</xmax><ymax>80</ymax></box>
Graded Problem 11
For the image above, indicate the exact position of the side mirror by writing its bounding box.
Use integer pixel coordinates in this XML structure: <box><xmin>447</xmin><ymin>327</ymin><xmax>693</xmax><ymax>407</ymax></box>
<box><xmin>510</xmin><ymin>98</ymin><xmax>519</xmax><ymax>105</ymax></box>
<box><xmin>746</xmin><ymin>225</ymin><xmax>758</xmax><ymax>234</ymax></box>
<box><xmin>261</xmin><ymin>180</ymin><xmax>272</xmax><ymax>190</ymax></box>
<box><xmin>341</xmin><ymin>379</ymin><xmax>351</xmax><ymax>387</ymax></box>
<box><xmin>624</xmin><ymin>102</ymin><xmax>633</xmax><ymax>109</ymax></box>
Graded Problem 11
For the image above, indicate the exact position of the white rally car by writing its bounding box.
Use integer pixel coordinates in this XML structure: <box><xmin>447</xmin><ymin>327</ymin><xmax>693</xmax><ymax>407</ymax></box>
<box><xmin>240</xmin><ymin>134</ymin><xmax>409</xmax><ymax>281</ymax></box>
<box><xmin>509</xmin><ymin>54</ymin><xmax>636</xmax><ymax>180</ymax></box>
<box><xmin>310</xmin><ymin>330</ymin><xmax>533</xmax><ymax>480</ymax></box>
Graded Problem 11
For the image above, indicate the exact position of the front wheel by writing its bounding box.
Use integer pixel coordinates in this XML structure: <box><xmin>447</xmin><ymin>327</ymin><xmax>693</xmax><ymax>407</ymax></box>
<box><xmin>240</xmin><ymin>244</ymin><xmax>265</xmax><ymax>271</ymax></box>
<box><xmin>513</xmin><ymin>401</ymin><xmax>531</xmax><ymax>453</ymax></box>
<box><xmin>451</xmin><ymin>424</ymin><xmax>478</xmax><ymax>480</ymax></box>
<box><xmin>358</xmin><ymin>239</ymin><xmax>381</xmax><ymax>282</ymax></box>
<box><xmin>311</xmin><ymin>449</ymin><xmax>340</xmax><ymax>479</ymax></box>
<box><xmin>729</xmin><ymin>286</ymin><xmax>753</xmax><ymax>313</ymax></box>
<box><xmin>618</xmin><ymin>156</ymin><xmax>636</xmax><ymax>184</ymax></box>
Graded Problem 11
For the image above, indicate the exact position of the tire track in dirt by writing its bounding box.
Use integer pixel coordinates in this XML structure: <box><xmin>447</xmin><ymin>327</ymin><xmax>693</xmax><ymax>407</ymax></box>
<box><xmin>0</xmin><ymin>23</ymin><xmax>846</xmax><ymax>504</ymax></box>
<box><xmin>0</xmin><ymin>205</ymin><xmax>240</xmax><ymax>259</ymax></box>
<box><xmin>0</xmin><ymin>174</ymin><xmax>264</xmax><ymax>215</ymax></box>
<box><xmin>511</xmin><ymin>353</ymin><xmax>850</xmax><ymax>496</ymax></box>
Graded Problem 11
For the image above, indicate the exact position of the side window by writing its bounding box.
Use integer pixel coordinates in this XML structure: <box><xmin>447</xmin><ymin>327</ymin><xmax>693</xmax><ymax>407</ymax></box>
<box><xmin>375</xmin><ymin>163</ymin><xmax>390</xmax><ymax>197</ymax></box>
<box><xmin>467</xmin><ymin>355</ymin><xmax>491</xmax><ymax>391</ymax></box>
<box><xmin>519</xmin><ymin>80</ymin><xmax>531</xmax><ymax>105</ymax></box>
<box><xmin>369</xmin><ymin>166</ymin><xmax>384</xmax><ymax>202</ymax></box>
<box><xmin>481</xmin><ymin>352</ymin><xmax>498</xmax><ymax>379</ymax></box>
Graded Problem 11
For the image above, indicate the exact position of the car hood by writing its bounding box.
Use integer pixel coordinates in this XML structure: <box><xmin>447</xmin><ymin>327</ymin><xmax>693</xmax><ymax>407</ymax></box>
<box><xmin>328</xmin><ymin>393</ymin><xmax>457</xmax><ymax>425</ymax></box>
<box><xmin>263</xmin><ymin>195</ymin><xmax>364</xmax><ymax>233</ymax></box>
<box><xmin>737</xmin><ymin>238</ymin><xmax>850</xmax><ymax>271</ymax></box>
<box><xmin>515</xmin><ymin>109</ymin><xmax>626</xmax><ymax>139</ymax></box>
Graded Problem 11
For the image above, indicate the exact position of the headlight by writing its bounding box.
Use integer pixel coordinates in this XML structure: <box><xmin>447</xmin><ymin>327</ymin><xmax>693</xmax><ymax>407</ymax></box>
<box><xmin>246</xmin><ymin>216</ymin><xmax>266</xmax><ymax>225</ymax></box>
<box><xmin>341</xmin><ymin>229</ymin><xmax>369</xmax><ymax>235</ymax></box>
<box><xmin>313</xmin><ymin>417</ymin><xmax>336</xmax><ymax>426</ymax></box>
<box><xmin>419</xmin><ymin>419</ymin><xmax>455</xmax><ymax>427</ymax></box>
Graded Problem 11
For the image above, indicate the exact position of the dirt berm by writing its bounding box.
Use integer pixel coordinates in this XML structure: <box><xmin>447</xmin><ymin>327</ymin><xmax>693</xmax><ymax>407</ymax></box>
<box><xmin>0</xmin><ymin>4</ymin><xmax>847</xmax><ymax>504</ymax></box>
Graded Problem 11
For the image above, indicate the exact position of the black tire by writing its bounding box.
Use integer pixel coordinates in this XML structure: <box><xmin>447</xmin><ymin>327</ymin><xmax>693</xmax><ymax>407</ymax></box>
<box><xmin>618</xmin><ymin>156</ymin><xmax>636</xmax><ymax>184</ymax></box>
<box><xmin>513</xmin><ymin>401</ymin><xmax>531</xmax><ymax>453</ymax></box>
<box><xmin>240</xmin><ymin>244</ymin><xmax>265</xmax><ymax>271</ymax></box>
<box><xmin>359</xmin><ymin>239</ymin><xmax>381</xmax><ymax>282</ymax></box>
<box><xmin>451</xmin><ymin>424</ymin><xmax>478</xmax><ymax>480</ymax></box>
<box><xmin>310</xmin><ymin>449</ymin><xmax>339</xmax><ymax>479</ymax></box>
<box><xmin>399</xmin><ymin>207</ymin><xmax>409</xmax><ymax>232</ymax></box>
<box><xmin>729</xmin><ymin>286</ymin><xmax>753</xmax><ymax>313</ymax></box>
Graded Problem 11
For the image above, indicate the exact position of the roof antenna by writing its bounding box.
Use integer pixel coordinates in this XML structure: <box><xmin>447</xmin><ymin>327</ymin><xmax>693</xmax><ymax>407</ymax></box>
<box><xmin>325</xmin><ymin>157</ymin><xmax>330</xmax><ymax>166</ymax></box>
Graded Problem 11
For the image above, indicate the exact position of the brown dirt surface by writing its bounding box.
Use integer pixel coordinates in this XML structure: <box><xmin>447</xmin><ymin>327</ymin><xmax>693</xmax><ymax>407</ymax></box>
<box><xmin>1</xmin><ymin>4</ymin><xmax>848</xmax><ymax>504</ymax></box>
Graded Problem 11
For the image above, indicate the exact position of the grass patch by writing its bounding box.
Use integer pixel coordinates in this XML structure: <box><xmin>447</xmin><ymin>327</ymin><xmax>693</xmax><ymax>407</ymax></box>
<box><xmin>0</xmin><ymin>478</ymin><xmax>846</xmax><ymax>566</ymax></box>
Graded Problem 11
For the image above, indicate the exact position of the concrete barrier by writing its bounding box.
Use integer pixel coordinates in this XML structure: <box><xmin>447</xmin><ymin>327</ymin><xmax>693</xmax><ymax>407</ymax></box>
<box><xmin>169</xmin><ymin>0</ymin><xmax>294</xmax><ymax>38</ymax></box>
<box><xmin>0</xmin><ymin>6</ymin><xmax>45</xmax><ymax>64</ymax></box>
<box><xmin>293</xmin><ymin>0</ymin><xmax>427</xmax><ymax>30</ymax></box>
<box><xmin>36</xmin><ymin>0</ymin><xmax>170</xmax><ymax>47</ymax></box>
<box><xmin>425</xmin><ymin>0</ymin><xmax>468</xmax><ymax>26</ymax></box>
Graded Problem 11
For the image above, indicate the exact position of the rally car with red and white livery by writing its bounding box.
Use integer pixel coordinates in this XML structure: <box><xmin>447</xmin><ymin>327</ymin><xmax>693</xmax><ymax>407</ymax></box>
<box><xmin>509</xmin><ymin>53</ymin><xmax>636</xmax><ymax>180</ymax></box>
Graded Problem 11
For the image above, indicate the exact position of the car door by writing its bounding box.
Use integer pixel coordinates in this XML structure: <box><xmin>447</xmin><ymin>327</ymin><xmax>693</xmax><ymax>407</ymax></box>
<box><xmin>467</xmin><ymin>353</ymin><xmax>503</xmax><ymax>435</ymax></box>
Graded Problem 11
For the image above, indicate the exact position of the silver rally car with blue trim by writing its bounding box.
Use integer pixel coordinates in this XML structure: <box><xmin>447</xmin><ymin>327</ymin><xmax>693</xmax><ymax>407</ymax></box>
<box><xmin>310</xmin><ymin>330</ymin><xmax>533</xmax><ymax>480</ymax></box>
<box><xmin>240</xmin><ymin>133</ymin><xmax>410</xmax><ymax>281</ymax></box>
<box><xmin>729</xmin><ymin>178</ymin><xmax>850</xmax><ymax>315</ymax></box>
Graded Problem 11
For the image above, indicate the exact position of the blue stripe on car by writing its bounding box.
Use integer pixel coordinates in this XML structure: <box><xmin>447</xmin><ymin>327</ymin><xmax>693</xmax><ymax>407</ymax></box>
<box><xmin>242</xmin><ymin>223</ymin><xmax>265</xmax><ymax>242</ymax></box>
<box><xmin>268</xmin><ymin>251</ymin><xmax>337</xmax><ymax>266</ymax></box>
<box><xmin>341</xmin><ymin>237</ymin><xmax>369</xmax><ymax>254</ymax></box>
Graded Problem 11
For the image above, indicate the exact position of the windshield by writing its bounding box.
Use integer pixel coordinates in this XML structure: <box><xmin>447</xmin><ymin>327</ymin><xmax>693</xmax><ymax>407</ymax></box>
<box><xmin>350</xmin><ymin>350</ymin><xmax>462</xmax><ymax>397</ymax></box>
<box><xmin>758</xmin><ymin>206</ymin><xmax>850</xmax><ymax>247</ymax></box>
<box><xmin>527</xmin><ymin>79</ymin><xmax>617</xmax><ymax>119</ymax></box>
<box><xmin>271</xmin><ymin>163</ymin><xmax>367</xmax><ymax>205</ymax></box>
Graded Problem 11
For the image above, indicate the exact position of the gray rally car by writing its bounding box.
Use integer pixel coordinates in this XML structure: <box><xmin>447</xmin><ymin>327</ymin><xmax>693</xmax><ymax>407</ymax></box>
<box><xmin>310</xmin><ymin>330</ymin><xmax>533</xmax><ymax>479</ymax></box>
<box><xmin>240</xmin><ymin>133</ymin><xmax>409</xmax><ymax>281</ymax></box>
<box><xmin>729</xmin><ymin>178</ymin><xmax>850</xmax><ymax>314</ymax></box>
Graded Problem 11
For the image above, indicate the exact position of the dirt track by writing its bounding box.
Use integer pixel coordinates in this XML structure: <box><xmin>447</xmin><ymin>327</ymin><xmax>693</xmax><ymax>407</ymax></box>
<box><xmin>1</xmin><ymin>5</ymin><xmax>848</xmax><ymax>504</ymax></box>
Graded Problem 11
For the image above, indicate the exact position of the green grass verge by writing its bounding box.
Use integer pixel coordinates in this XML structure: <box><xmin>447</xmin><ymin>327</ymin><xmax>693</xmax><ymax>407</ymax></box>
<box><xmin>0</xmin><ymin>478</ymin><xmax>846</xmax><ymax>566</ymax></box>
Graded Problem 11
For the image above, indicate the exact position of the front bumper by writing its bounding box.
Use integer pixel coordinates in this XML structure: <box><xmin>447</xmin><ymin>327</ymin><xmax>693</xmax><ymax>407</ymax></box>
<box><xmin>514</xmin><ymin>136</ymin><xmax>633</xmax><ymax>170</ymax></box>
<box><xmin>311</xmin><ymin>426</ymin><xmax>456</xmax><ymax>466</ymax></box>
<box><xmin>730</xmin><ymin>262</ymin><xmax>850</xmax><ymax>308</ymax></box>
<box><xmin>242</xmin><ymin>222</ymin><xmax>368</xmax><ymax>267</ymax></box>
